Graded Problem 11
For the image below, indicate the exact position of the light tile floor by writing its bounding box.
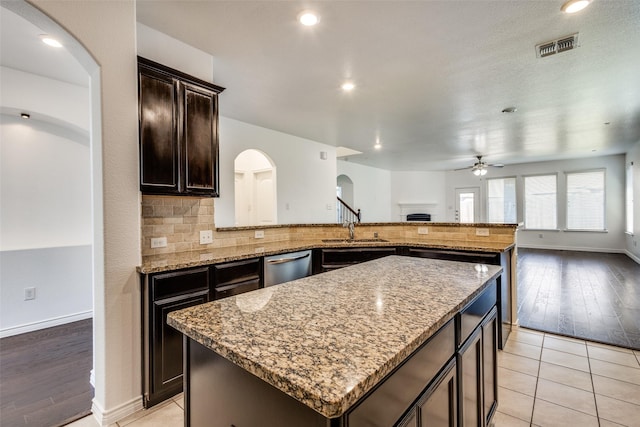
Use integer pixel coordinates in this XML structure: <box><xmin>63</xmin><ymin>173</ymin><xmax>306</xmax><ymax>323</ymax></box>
<box><xmin>67</xmin><ymin>327</ymin><xmax>640</xmax><ymax>427</ymax></box>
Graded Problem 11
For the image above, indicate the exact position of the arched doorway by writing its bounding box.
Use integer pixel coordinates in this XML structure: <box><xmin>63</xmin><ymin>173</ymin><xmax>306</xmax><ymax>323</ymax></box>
<box><xmin>0</xmin><ymin>2</ymin><xmax>102</xmax><ymax>425</ymax></box>
<box><xmin>234</xmin><ymin>149</ymin><xmax>277</xmax><ymax>226</ymax></box>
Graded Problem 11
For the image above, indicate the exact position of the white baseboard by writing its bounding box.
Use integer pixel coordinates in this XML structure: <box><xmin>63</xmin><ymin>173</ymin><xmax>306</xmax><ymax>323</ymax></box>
<box><xmin>0</xmin><ymin>310</ymin><xmax>93</xmax><ymax>338</ymax></box>
<box><xmin>92</xmin><ymin>395</ymin><xmax>144</xmax><ymax>426</ymax></box>
<box><xmin>625</xmin><ymin>249</ymin><xmax>640</xmax><ymax>264</ymax></box>
<box><xmin>517</xmin><ymin>244</ymin><xmax>626</xmax><ymax>253</ymax></box>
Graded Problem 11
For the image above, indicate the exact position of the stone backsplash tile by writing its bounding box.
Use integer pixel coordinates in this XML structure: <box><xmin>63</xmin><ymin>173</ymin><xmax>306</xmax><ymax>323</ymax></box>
<box><xmin>142</xmin><ymin>196</ymin><xmax>517</xmax><ymax>256</ymax></box>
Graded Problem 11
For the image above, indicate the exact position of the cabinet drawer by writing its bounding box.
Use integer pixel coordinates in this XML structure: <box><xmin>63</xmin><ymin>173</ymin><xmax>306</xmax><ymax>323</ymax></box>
<box><xmin>348</xmin><ymin>319</ymin><xmax>455</xmax><ymax>427</ymax></box>
<box><xmin>321</xmin><ymin>247</ymin><xmax>397</xmax><ymax>270</ymax></box>
<box><xmin>214</xmin><ymin>278</ymin><xmax>260</xmax><ymax>300</ymax></box>
<box><xmin>212</xmin><ymin>258</ymin><xmax>261</xmax><ymax>288</ymax></box>
<box><xmin>459</xmin><ymin>280</ymin><xmax>497</xmax><ymax>347</ymax></box>
<box><xmin>150</xmin><ymin>267</ymin><xmax>210</xmax><ymax>301</ymax></box>
<box><xmin>408</xmin><ymin>248</ymin><xmax>500</xmax><ymax>265</ymax></box>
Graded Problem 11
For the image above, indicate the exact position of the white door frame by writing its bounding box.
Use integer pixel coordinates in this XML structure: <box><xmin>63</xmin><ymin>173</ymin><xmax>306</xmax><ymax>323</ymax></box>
<box><xmin>455</xmin><ymin>187</ymin><xmax>480</xmax><ymax>223</ymax></box>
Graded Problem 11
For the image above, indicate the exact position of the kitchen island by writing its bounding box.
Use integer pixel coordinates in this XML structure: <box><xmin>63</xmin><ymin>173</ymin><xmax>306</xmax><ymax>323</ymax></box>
<box><xmin>168</xmin><ymin>256</ymin><xmax>502</xmax><ymax>427</ymax></box>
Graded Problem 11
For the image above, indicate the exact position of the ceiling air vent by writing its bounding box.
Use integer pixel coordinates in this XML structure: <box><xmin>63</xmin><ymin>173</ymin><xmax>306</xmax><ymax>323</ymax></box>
<box><xmin>536</xmin><ymin>33</ymin><xmax>579</xmax><ymax>58</ymax></box>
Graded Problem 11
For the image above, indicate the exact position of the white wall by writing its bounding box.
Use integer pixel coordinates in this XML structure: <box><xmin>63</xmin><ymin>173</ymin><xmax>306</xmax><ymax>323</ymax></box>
<box><xmin>0</xmin><ymin>64</ymin><xmax>93</xmax><ymax>335</ymax></box>
<box><xmin>626</xmin><ymin>142</ymin><xmax>640</xmax><ymax>262</ymax></box>
<box><xmin>0</xmin><ymin>66</ymin><xmax>89</xmax><ymax>132</ymax></box>
<box><xmin>445</xmin><ymin>154</ymin><xmax>627</xmax><ymax>252</ymax></box>
<box><xmin>389</xmin><ymin>171</ymin><xmax>446</xmax><ymax>222</ymax></box>
<box><xmin>0</xmin><ymin>116</ymin><xmax>91</xmax><ymax>250</ymax></box>
<box><xmin>0</xmin><ymin>246</ymin><xmax>92</xmax><ymax>335</ymax></box>
<box><xmin>218</xmin><ymin>117</ymin><xmax>337</xmax><ymax>226</ymax></box>
<box><xmin>337</xmin><ymin>160</ymin><xmax>392</xmax><ymax>222</ymax></box>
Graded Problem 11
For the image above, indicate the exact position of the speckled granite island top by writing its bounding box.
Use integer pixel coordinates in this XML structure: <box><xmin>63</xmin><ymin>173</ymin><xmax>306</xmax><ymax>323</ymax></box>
<box><xmin>167</xmin><ymin>256</ymin><xmax>502</xmax><ymax>418</ymax></box>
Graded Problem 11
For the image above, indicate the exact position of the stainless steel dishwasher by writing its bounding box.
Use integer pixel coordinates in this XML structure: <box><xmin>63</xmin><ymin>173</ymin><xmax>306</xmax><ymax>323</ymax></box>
<box><xmin>263</xmin><ymin>250</ymin><xmax>312</xmax><ymax>287</ymax></box>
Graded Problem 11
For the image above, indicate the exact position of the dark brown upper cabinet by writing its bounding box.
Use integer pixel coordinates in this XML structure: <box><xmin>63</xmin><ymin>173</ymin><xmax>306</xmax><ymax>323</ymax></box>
<box><xmin>138</xmin><ymin>57</ymin><xmax>225</xmax><ymax>197</ymax></box>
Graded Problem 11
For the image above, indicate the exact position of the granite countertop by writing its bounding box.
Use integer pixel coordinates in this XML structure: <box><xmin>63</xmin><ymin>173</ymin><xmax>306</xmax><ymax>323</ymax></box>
<box><xmin>167</xmin><ymin>256</ymin><xmax>502</xmax><ymax>418</ymax></box>
<box><xmin>139</xmin><ymin>238</ymin><xmax>514</xmax><ymax>274</ymax></box>
<box><xmin>217</xmin><ymin>222</ymin><xmax>519</xmax><ymax>231</ymax></box>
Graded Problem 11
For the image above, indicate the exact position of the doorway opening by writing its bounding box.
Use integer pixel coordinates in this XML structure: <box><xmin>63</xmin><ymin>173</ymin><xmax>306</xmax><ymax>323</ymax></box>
<box><xmin>0</xmin><ymin>1</ymin><xmax>102</xmax><ymax>426</ymax></box>
<box><xmin>455</xmin><ymin>187</ymin><xmax>480</xmax><ymax>223</ymax></box>
<box><xmin>234</xmin><ymin>149</ymin><xmax>277</xmax><ymax>226</ymax></box>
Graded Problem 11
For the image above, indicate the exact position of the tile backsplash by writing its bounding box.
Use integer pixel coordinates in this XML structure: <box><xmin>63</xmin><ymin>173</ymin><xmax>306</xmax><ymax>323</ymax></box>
<box><xmin>141</xmin><ymin>194</ymin><xmax>517</xmax><ymax>257</ymax></box>
<box><xmin>141</xmin><ymin>195</ymin><xmax>215</xmax><ymax>256</ymax></box>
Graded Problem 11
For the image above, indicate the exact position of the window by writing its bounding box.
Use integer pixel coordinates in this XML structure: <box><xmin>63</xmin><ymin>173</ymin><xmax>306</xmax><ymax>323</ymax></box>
<box><xmin>524</xmin><ymin>175</ymin><xmax>557</xmax><ymax>229</ymax></box>
<box><xmin>566</xmin><ymin>170</ymin><xmax>605</xmax><ymax>231</ymax></box>
<box><xmin>627</xmin><ymin>162</ymin><xmax>634</xmax><ymax>234</ymax></box>
<box><xmin>487</xmin><ymin>177</ymin><xmax>517</xmax><ymax>223</ymax></box>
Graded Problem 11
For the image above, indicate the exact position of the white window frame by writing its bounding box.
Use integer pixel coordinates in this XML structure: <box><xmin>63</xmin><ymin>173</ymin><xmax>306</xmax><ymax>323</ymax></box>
<box><xmin>486</xmin><ymin>176</ymin><xmax>517</xmax><ymax>224</ymax></box>
<box><xmin>523</xmin><ymin>173</ymin><xmax>558</xmax><ymax>230</ymax></box>
<box><xmin>565</xmin><ymin>169</ymin><xmax>606</xmax><ymax>232</ymax></box>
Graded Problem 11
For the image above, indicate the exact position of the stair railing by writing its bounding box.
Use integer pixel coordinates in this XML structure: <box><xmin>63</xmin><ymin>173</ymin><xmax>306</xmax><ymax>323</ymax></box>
<box><xmin>337</xmin><ymin>196</ymin><xmax>361</xmax><ymax>223</ymax></box>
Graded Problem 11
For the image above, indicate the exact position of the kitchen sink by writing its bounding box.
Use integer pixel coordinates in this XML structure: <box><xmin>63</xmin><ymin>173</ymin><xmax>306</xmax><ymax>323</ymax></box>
<box><xmin>322</xmin><ymin>238</ymin><xmax>389</xmax><ymax>243</ymax></box>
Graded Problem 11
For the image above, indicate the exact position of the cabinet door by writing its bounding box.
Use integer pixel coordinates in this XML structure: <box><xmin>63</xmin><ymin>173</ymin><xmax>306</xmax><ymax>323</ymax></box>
<box><xmin>418</xmin><ymin>359</ymin><xmax>457</xmax><ymax>427</ymax></box>
<box><xmin>182</xmin><ymin>82</ymin><xmax>219</xmax><ymax>196</ymax></box>
<box><xmin>482</xmin><ymin>309</ymin><xmax>498</xmax><ymax>425</ymax></box>
<box><xmin>397</xmin><ymin>409</ymin><xmax>417</xmax><ymax>427</ymax></box>
<box><xmin>458</xmin><ymin>327</ymin><xmax>483</xmax><ymax>427</ymax></box>
<box><xmin>139</xmin><ymin>65</ymin><xmax>179</xmax><ymax>193</ymax></box>
<box><xmin>151</xmin><ymin>291</ymin><xmax>209</xmax><ymax>400</ymax></box>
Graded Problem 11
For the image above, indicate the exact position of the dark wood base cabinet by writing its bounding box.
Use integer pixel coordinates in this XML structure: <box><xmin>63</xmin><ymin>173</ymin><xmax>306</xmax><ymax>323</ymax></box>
<box><xmin>142</xmin><ymin>267</ymin><xmax>210</xmax><ymax>408</ymax></box>
<box><xmin>142</xmin><ymin>259</ymin><xmax>262</xmax><ymax>408</ymax></box>
<box><xmin>182</xmin><ymin>282</ymin><xmax>498</xmax><ymax>427</ymax></box>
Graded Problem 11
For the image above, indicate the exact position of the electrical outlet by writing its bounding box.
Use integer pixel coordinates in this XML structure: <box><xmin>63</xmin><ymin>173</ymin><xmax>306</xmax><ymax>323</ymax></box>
<box><xmin>151</xmin><ymin>237</ymin><xmax>167</xmax><ymax>248</ymax></box>
<box><xmin>475</xmin><ymin>228</ymin><xmax>490</xmax><ymax>236</ymax></box>
<box><xmin>200</xmin><ymin>230</ymin><xmax>213</xmax><ymax>244</ymax></box>
<box><xmin>539</xmin><ymin>234</ymin><xmax>544</xmax><ymax>239</ymax></box>
<box><xmin>24</xmin><ymin>287</ymin><xmax>36</xmax><ymax>301</ymax></box>
<box><xmin>326</xmin><ymin>204</ymin><xmax>333</xmax><ymax>210</ymax></box>
<box><xmin>418</xmin><ymin>227</ymin><xmax>429</xmax><ymax>235</ymax></box>
<box><xmin>373</xmin><ymin>232</ymin><xmax>379</xmax><ymax>238</ymax></box>
<box><xmin>255</xmin><ymin>230</ymin><xmax>265</xmax><ymax>239</ymax></box>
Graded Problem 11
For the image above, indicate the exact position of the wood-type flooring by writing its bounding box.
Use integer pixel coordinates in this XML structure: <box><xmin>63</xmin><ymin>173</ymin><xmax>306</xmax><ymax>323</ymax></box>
<box><xmin>517</xmin><ymin>248</ymin><xmax>640</xmax><ymax>350</ymax></box>
<box><xmin>0</xmin><ymin>319</ymin><xmax>93</xmax><ymax>426</ymax></box>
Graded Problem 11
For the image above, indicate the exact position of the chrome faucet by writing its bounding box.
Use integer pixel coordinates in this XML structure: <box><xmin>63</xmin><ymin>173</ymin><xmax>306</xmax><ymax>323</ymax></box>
<box><xmin>343</xmin><ymin>220</ymin><xmax>355</xmax><ymax>240</ymax></box>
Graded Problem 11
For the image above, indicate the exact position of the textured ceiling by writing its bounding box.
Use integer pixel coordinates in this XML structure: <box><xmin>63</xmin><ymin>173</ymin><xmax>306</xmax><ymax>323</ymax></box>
<box><xmin>136</xmin><ymin>0</ymin><xmax>640</xmax><ymax>171</ymax></box>
<box><xmin>3</xmin><ymin>2</ymin><xmax>639</xmax><ymax>171</ymax></box>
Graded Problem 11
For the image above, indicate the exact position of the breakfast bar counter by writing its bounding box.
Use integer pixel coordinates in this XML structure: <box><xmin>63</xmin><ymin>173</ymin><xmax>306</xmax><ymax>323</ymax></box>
<box><xmin>168</xmin><ymin>256</ymin><xmax>502</xmax><ymax>426</ymax></box>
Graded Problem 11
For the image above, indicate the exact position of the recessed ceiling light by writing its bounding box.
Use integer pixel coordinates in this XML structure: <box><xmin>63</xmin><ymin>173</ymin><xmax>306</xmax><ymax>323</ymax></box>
<box><xmin>298</xmin><ymin>11</ymin><xmax>320</xmax><ymax>26</ymax></box>
<box><xmin>561</xmin><ymin>0</ymin><xmax>591</xmax><ymax>14</ymax></box>
<box><xmin>21</xmin><ymin>113</ymin><xmax>31</xmax><ymax>119</ymax></box>
<box><xmin>341</xmin><ymin>82</ymin><xmax>355</xmax><ymax>92</ymax></box>
<box><xmin>501</xmin><ymin>107</ymin><xmax>517</xmax><ymax>113</ymax></box>
<box><xmin>40</xmin><ymin>35</ymin><xmax>62</xmax><ymax>48</ymax></box>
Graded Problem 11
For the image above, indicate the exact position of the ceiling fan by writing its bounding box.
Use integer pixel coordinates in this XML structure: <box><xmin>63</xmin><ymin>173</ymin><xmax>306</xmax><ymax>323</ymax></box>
<box><xmin>455</xmin><ymin>155</ymin><xmax>504</xmax><ymax>176</ymax></box>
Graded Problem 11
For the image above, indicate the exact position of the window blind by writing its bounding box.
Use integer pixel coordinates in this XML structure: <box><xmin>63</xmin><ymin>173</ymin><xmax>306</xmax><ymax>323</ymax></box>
<box><xmin>567</xmin><ymin>170</ymin><xmax>605</xmax><ymax>231</ymax></box>
<box><xmin>487</xmin><ymin>177</ymin><xmax>517</xmax><ymax>223</ymax></box>
<box><xmin>524</xmin><ymin>175</ymin><xmax>557</xmax><ymax>229</ymax></box>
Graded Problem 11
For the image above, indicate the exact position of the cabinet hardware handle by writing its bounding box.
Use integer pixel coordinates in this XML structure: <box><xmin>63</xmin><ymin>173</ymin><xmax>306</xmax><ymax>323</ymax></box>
<box><xmin>266</xmin><ymin>253</ymin><xmax>310</xmax><ymax>264</ymax></box>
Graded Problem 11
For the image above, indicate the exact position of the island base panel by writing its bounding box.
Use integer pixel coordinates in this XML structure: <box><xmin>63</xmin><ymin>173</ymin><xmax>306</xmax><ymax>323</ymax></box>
<box><xmin>185</xmin><ymin>338</ymin><xmax>335</xmax><ymax>427</ymax></box>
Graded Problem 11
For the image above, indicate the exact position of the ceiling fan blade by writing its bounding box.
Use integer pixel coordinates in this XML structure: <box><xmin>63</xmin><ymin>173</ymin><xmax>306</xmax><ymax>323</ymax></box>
<box><xmin>488</xmin><ymin>163</ymin><xmax>504</xmax><ymax>168</ymax></box>
<box><xmin>454</xmin><ymin>166</ymin><xmax>473</xmax><ymax>171</ymax></box>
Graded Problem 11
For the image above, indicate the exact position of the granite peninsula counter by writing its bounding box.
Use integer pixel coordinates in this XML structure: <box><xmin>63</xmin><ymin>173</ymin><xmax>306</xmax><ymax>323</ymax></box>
<box><xmin>168</xmin><ymin>256</ymin><xmax>503</xmax><ymax>427</ymax></box>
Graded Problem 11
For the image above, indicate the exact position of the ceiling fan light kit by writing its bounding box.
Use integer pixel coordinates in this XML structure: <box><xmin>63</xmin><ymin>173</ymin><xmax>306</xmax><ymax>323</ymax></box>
<box><xmin>455</xmin><ymin>155</ymin><xmax>504</xmax><ymax>175</ymax></box>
